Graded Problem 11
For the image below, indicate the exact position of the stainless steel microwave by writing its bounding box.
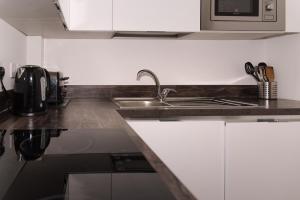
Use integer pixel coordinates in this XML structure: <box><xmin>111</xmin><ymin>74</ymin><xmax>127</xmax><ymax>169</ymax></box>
<box><xmin>201</xmin><ymin>0</ymin><xmax>285</xmax><ymax>31</ymax></box>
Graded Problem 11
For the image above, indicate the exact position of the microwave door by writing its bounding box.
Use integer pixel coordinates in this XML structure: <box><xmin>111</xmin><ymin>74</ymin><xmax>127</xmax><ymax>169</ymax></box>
<box><xmin>211</xmin><ymin>0</ymin><xmax>263</xmax><ymax>21</ymax></box>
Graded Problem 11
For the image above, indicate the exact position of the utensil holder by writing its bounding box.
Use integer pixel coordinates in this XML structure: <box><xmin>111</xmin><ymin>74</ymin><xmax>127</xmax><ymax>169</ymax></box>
<box><xmin>258</xmin><ymin>82</ymin><xmax>277</xmax><ymax>100</ymax></box>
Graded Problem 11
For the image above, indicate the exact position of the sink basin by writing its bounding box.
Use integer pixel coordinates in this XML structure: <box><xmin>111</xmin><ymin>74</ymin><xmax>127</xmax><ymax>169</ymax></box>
<box><xmin>113</xmin><ymin>98</ymin><xmax>170</xmax><ymax>109</ymax></box>
<box><xmin>113</xmin><ymin>97</ymin><xmax>258</xmax><ymax>109</ymax></box>
<box><xmin>165</xmin><ymin>97</ymin><xmax>258</xmax><ymax>107</ymax></box>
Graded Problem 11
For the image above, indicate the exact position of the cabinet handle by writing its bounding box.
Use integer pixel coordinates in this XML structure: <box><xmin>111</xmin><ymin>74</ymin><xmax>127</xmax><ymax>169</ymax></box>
<box><xmin>257</xmin><ymin>119</ymin><xmax>280</xmax><ymax>122</ymax></box>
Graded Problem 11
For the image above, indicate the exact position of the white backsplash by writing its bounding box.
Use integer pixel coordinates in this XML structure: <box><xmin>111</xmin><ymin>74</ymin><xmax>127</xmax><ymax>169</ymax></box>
<box><xmin>264</xmin><ymin>34</ymin><xmax>300</xmax><ymax>100</ymax></box>
<box><xmin>0</xmin><ymin>19</ymin><xmax>26</xmax><ymax>90</ymax></box>
<box><xmin>43</xmin><ymin>39</ymin><xmax>265</xmax><ymax>85</ymax></box>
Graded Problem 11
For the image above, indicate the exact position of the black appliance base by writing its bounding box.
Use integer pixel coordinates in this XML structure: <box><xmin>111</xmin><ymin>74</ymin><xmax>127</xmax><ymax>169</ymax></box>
<box><xmin>14</xmin><ymin>110</ymin><xmax>48</xmax><ymax>117</ymax></box>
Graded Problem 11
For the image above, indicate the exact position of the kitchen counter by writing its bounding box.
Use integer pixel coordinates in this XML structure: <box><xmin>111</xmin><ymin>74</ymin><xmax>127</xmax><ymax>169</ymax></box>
<box><xmin>2</xmin><ymin>99</ymin><xmax>300</xmax><ymax>130</ymax></box>
<box><xmin>1</xmin><ymin>98</ymin><xmax>300</xmax><ymax>200</ymax></box>
<box><xmin>0</xmin><ymin>99</ymin><xmax>124</xmax><ymax>130</ymax></box>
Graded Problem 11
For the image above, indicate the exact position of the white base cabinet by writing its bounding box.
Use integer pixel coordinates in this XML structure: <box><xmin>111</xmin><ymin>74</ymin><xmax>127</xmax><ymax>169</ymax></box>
<box><xmin>225</xmin><ymin>122</ymin><xmax>300</xmax><ymax>200</ymax></box>
<box><xmin>128</xmin><ymin>120</ymin><xmax>225</xmax><ymax>200</ymax></box>
<box><xmin>128</xmin><ymin>120</ymin><xmax>300</xmax><ymax>200</ymax></box>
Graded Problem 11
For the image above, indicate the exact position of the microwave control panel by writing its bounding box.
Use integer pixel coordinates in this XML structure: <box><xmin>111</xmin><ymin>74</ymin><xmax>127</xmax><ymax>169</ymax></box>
<box><xmin>263</xmin><ymin>0</ymin><xmax>277</xmax><ymax>22</ymax></box>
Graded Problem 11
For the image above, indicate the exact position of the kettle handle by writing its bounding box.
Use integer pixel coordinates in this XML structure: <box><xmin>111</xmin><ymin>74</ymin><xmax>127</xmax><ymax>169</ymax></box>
<box><xmin>43</xmin><ymin>69</ymin><xmax>52</xmax><ymax>98</ymax></box>
<box><xmin>60</xmin><ymin>77</ymin><xmax>69</xmax><ymax>81</ymax></box>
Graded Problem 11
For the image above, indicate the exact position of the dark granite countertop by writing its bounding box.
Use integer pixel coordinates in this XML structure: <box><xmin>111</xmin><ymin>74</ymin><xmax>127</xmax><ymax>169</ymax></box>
<box><xmin>2</xmin><ymin>98</ymin><xmax>300</xmax><ymax>129</ymax></box>
<box><xmin>1</xmin><ymin>97</ymin><xmax>300</xmax><ymax>200</ymax></box>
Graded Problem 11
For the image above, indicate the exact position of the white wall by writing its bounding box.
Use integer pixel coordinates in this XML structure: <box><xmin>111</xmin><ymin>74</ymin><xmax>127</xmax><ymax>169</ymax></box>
<box><xmin>26</xmin><ymin>36</ymin><xmax>44</xmax><ymax>66</ymax></box>
<box><xmin>264</xmin><ymin>33</ymin><xmax>300</xmax><ymax>100</ymax></box>
<box><xmin>44</xmin><ymin>39</ymin><xmax>265</xmax><ymax>85</ymax></box>
<box><xmin>0</xmin><ymin>19</ymin><xmax>26</xmax><ymax>90</ymax></box>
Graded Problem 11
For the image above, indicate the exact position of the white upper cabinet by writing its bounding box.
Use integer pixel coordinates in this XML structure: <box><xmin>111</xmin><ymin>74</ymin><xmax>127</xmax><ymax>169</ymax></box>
<box><xmin>70</xmin><ymin>0</ymin><xmax>112</xmax><ymax>31</ymax></box>
<box><xmin>56</xmin><ymin>0</ymin><xmax>299</xmax><ymax>36</ymax></box>
<box><xmin>58</xmin><ymin>0</ymin><xmax>113</xmax><ymax>31</ymax></box>
<box><xmin>113</xmin><ymin>0</ymin><xmax>201</xmax><ymax>32</ymax></box>
<box><xmin>286</xmin><ymin>0</ymin><xmax>300</xmax><ymax>32</ymax></box>
<box><xmin>57</xmin><ymin>0</ymin><xmax>71</xmax><ymax>27</ymax></box>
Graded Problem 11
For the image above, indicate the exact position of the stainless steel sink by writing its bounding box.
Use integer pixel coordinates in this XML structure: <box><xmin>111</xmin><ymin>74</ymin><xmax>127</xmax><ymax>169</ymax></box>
<box><xmin>113</xmin><ymin>97</ymin><xmax>258</xmax><ymax>109</ymax></box>
<box><xmin>165</xmin><ymin>97</ymin><xmax>258</xmax><ymax>107</ymax></box>
<box><xmin>113</xmin><ymin>98</ymin><xmax>170</xmax><ymax>108</ymax></box>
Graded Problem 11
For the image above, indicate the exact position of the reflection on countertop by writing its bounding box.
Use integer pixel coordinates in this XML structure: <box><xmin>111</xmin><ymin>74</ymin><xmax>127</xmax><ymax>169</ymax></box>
<box><xmin>0</xmin><ymin>129</ymin><xmax>175</xmax><ymax>200</ymax></box>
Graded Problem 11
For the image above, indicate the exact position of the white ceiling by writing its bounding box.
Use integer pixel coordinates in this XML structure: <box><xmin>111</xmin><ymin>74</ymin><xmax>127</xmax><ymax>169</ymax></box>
<box><xmin>0</xmin><ymin>0</ymin><xmax>58</xmax><ymax>18</ymax></box>
<box><xmin>0</xmin><ymin>0</ymin><xmax>113</xmax><ymax>38</ymax></box>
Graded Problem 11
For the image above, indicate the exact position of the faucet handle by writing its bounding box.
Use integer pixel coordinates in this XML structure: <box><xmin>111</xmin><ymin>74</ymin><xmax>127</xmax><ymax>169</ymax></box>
<box><xmin>161</xmin><ymin>88</ymin><xmax>177</xmax><ymax>102</ymax></box>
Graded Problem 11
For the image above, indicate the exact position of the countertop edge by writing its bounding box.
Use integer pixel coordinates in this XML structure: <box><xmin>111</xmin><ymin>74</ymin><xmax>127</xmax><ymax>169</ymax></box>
<box><xmin>117</xmin><ymin>108</ymin><xmax>300</xmax><ymax>119</ymax></box>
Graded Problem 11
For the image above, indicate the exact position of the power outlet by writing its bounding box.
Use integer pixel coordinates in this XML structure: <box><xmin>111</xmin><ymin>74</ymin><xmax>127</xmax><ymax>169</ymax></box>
<box><xmin>9</xmin><ymin>62</ymin><xmax>17</xmax><ymax>78</ymax></box>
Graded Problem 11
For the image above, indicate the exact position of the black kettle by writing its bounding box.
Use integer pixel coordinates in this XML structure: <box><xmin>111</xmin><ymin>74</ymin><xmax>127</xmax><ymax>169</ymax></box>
<box><xmin>13</xmin><ymin>129</ymin><xmax>51</xmax><ymax>161</ymax></box>
<box><xmin>13</xmin><ymin>65</ymin><xmax>50</xmax><ymax>116</ymax></box>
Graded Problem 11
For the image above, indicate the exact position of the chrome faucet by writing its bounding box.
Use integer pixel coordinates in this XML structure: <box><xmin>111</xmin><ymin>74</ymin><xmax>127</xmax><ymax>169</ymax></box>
<box><xmin>160</xmin><ymin>88</ymin><xmax>177</xmax><ymax>102</ymax></box>
<box><xmin>136</xmin><ymin>69</ymin><xmax>176</xmax><ymax>102</ymax></box>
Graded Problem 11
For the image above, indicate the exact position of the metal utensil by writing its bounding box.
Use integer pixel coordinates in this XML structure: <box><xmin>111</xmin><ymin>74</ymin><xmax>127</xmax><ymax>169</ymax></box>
<box><xmin>258</xmin><ymin>62</ymin><xmax>268</xmax><ymax>82</ymax></box>
<box><xmin>258</xmin><ymin>62</ymin><xmax>267</xmax><ymax>68</ymax></box>
<box><xmin>258</xmin><ymin>66</ymin><xmax>268</xmax><ymax>82</ymax></box>
<box><xmin>254</xmin><ymin>65</ymin><xmax>263</xmax><ymax>82</ymax></box>
<box><xmin>245</xmin><ymin>62</ymin><xmax>260</xmax><ymax>81</ymax></box>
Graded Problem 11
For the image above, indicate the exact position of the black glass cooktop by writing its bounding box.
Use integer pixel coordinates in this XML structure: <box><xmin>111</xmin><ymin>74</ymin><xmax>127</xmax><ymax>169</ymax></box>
<box><xmin>0</xmin><ymin>129</ymin><xmax>175</xmax><ymax>200</ymax></box>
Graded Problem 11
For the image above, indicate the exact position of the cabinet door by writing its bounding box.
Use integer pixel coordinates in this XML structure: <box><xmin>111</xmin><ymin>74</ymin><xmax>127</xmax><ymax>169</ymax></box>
<box><xmin>69</xmin><ymin>0</ymin><xmax>112</xmax><ymax>31</ymax></box>
<box><xmin>113</xmin><ymin>0</ymin><xmax>200</xmax><ymax>32</ymax></box>
<box><xmin>225</xmin><ymin>122</ymin><xmax>300</xmax><ymax>200</ymax></box>
<box><xmin>66</xmin><ymin>174</ymin><xmax>111</xmax><ymax>200</ymax></box>
<box><xmin>58</xmin><ymin>0</ymin><xmax>70</xmax><ymax>27</ymax></box>
<box><xmin>286</xmin><ymin>0</ymin><xmax>300</xmax><ymax>32</ymax></box>
<box><xmin>128</xmin><ymin>120</ymin><xmax>224</xmax><ymax>200</ymax></box>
